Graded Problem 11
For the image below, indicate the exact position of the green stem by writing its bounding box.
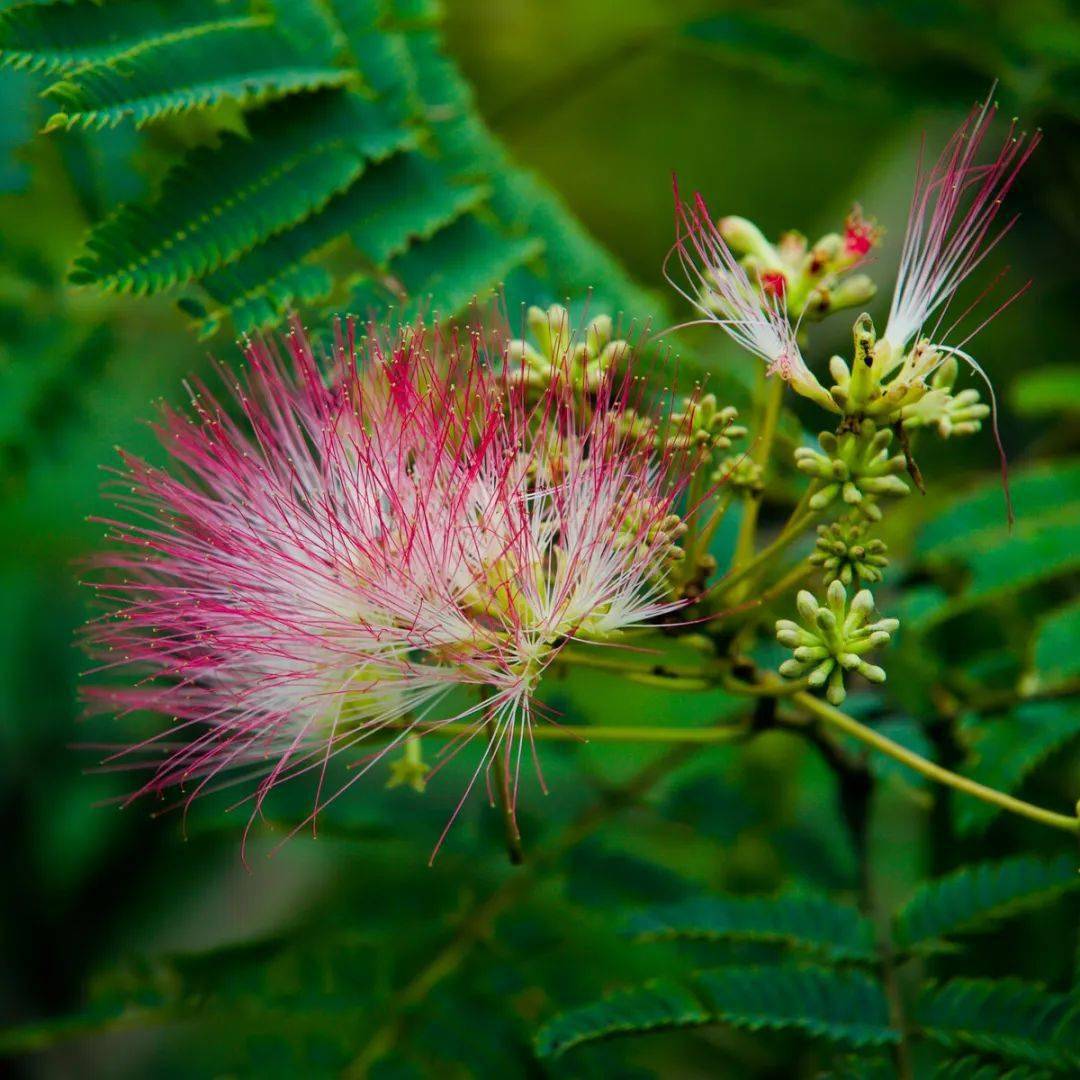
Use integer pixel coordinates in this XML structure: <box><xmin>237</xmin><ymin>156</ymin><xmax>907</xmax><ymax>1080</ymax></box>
<box><xmin>792</xmin><ymin>691</ymin><xmax>1080</xmax><ymax>834</ymax></box>
<box><xmin>411</xmin><ymin>720</ymin><xmax>749</xmax><ymax>745</ymax></box>
<box><xmin>689</xmin><ymin>488</ymin><xmax>734</xmax><ymax>568</ymax></box>
<box><xmin>756</xmin><ymin>558</ymin><xmax>815</xmax><ymax>605</ymax></box>
<box><xmin>714</xmin><ymin>505</ymin><xmax>818</xmax><ymax>603</ymax></box>
<box><xmin>730</xmin><ymin>372</ymin><xmax>785</xmax><ymax>574</ymax></box>
<box><xmin>556</xmin><ymin>648</ymin><xmax>725</xmax><ymax>688</ymax></box>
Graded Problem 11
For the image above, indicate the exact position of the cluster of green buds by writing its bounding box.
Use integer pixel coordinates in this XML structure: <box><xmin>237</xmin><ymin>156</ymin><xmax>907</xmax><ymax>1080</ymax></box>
<box><xmin>810</xmin><ymin>518</ymin><xmax>888</xmax><ymax>586</ymax></box>
<box><xmin>827</xmin><ymin>315</ymin><xmax>988</xmax><ymax>436</ymax></box>
<box><xmin>614</xmin><ymin>494</ymin><xmax>687</xmax><ymax>574</ymax></box>
<box><xmin>776</xmin><ymin>582</ymin><xmax>898</xmax><ymax>704</ymax></box>
<box><xmin>714</xmin><ymin>207</ymin><xmax>880</xmax><ymax>322</ymax></box>
<box><xmin>667</xmin><ymin>393</ymin><xmax>746</xmax><ymax>455</ymax></box>
<box><xmin>794</xmin><ymin>421</ymin><xmax>909</xmax><ymax>521</ymax></box>
<box><xmin>506</xmin><ymin>304</ymin><xmax>628</xmax><ymax>396</ymax></box>
<box><xmin>900</xmin><ymin>355</ymin><xmax>991</xmax><ymax>438</ymax></box>
<box><xmin>713</xmin><ymin>452</ymin><xmax>763</xmax><ymax>496</ymax></box>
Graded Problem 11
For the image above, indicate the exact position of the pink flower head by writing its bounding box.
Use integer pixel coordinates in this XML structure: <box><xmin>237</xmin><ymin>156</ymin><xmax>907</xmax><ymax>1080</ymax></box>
<box><xmin>85</xmin><ymin>319</ymin><xmax>691</xmax><ymax>854</ymax></box>
<box><xmin>666</xmin><ymin>179</ymin><xmax>834</xmax><ymax>410</ymax></box>
<box><xmin>883</xmin><ymin>91</ymin><xmax>1040</xmax><ymax>359</ymax></box>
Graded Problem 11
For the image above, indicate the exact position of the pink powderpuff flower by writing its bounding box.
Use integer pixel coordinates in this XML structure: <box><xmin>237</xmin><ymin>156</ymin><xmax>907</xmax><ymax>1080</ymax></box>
<box><xmin>665</xmin><ymin>179</ymin><xmax>837</xmax><ymax>411</ymax></box>
<box><xmin>881</xmin><ymin>90</ymin><xmax>1040</xmax><ymax>365</ymax></box>
<box><xmin>84</xmin><ymin>318</ymin><xmax>693</xmax><ymax>855</ymax></box>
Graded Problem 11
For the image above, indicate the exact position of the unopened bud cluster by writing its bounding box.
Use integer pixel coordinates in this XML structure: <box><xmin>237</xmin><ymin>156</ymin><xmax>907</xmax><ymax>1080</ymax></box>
<box><xmin>507</xmin><ymin>304</ymin><xmax>628</xmax><ymax>395</ymax></box>
<box><xmin>795</xmin><ymin>422</ymin><xmax>909</xmax><ymax>521</ymax></box>
<box><xmin>811</xmin><ymin>518</ymin><xmax>888</xmax><ymax>586</ymax></box>
<box><xmin>714</xmin><ymin>206</ymin><xmax>880</xmax><ymax>322</ymax></box>
<box><xmin>776</xmin><ymin>582</ymin><xmax>898</xmax><ymax>704</ymax></box>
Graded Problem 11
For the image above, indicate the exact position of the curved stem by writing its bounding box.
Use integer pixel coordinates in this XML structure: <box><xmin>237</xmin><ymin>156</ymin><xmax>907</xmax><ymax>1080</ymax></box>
<box><xmin>792</xmin><ymin>691</ymin><xmax>1080</xmax><ymax>834</ymax></box>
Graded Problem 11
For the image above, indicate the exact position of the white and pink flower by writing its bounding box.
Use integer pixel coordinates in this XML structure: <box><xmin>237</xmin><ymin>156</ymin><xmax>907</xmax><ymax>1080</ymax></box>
<box><xmin>85</xmin><ymin>319</ymin><xmax>691</xmax><ymax>849</ymax></box>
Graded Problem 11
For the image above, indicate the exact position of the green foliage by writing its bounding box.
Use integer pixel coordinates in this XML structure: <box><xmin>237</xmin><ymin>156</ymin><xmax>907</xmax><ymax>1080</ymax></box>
<box><xmin>43</xmin><ymin>24</ymin><xmax>354</xmax><ymax>131</ymax></box>
<box><xmin>916</xmin><ymin>978</ymin><xmax>1080</xmax><ymax>1071</ymax></box>
<box><xmin>894</xmin><ymin>855</ymin><xmax>1080</xmax><ymax>949</ymax></box>
<box><xmin>70</xmin><ymin>91</ymin><xmax>416</xmax><ymax>293</ymax></box>
<box><xmin>9</xmin><ymin>0</ymin><xmax>664</xmax><ymax>341</ymax></box>
<box><xmin>954</xmin><ymin>701</ymin><xmax>1080</xmax><ymax>835</ymax></box>
<box><xmin>625</xmin><ymin>889</ymin><xmax>877</xmax><ymax>962</ymax></box>
<box><xmin>0</xmin><ymin>0</ymin><xmax>261</xmax><ymax>75</ymax></box>
<box><xmin>934</xmin><ymin>1056</ymin><xmax>1058</xmax><ymax>1080</ymax></box>
<box><xmin>1011</xmin><ymin>365</ymin><xmax>1080</xmax><ymax>417</ymax></box>
<box><xmin>534</xmin><ymin>978</ymin><xmax>710</xmax><ymax>1060</ymax></box>
<box><xmin>536</xmin><ymin>964</ymin><xmax>897</xmax><ymax>1059</ymax></box>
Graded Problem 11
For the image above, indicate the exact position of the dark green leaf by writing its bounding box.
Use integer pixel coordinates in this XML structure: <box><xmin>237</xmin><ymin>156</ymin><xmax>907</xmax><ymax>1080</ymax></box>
<box><xmin>42</xmin><ymin>24</ymin><xmax>354</xmax><ymax>131</ymax></box>
<box><xmin>71</xmin><ymin>91</ymin><xmax>413</xmax><ymax>293</ymax></box>
<box><xmin>0</xmin><ymin>0</ymin><xmax>259</xmax><ymax>75</ymax></box>
<box><xmin>626</xmin><ymin>889</ymin><xmax>876</xmax><ymax>961</ymax></box>
<box><xmin>534</xmin><ymin>978</ymin><xmax>710</xmax><ymax>1060</ymax></box>
<box><xmin>894</xmin><ymin>854</ymin><xmax>1080</xmax><ymax>949</ymax></box>
<box><xmin>916</xmin><ymin>978</ymin><xmax>1080</xmax><ymax>1070</ymax></box>
<box><xmin>536</xmin><ymin>964</ymin><xmax>896</xmax><ymax>1059</ymax></box>
<box><xmin>954</xmin><ymin>701</ymin><xmax>1080</xmax><ymax>835</ymax></box>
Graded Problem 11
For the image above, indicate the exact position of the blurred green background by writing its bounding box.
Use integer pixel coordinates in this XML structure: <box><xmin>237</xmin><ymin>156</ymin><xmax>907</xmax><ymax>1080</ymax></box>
<box><xmin>0</xmin><ymin>1</ymin><xmax>1077</xmax><ymax>1076</ymax></box>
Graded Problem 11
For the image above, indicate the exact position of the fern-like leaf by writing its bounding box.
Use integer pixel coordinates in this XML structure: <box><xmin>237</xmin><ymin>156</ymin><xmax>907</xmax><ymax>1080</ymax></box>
<box><xmin>0</xmin><ymin>0</ymin><xmax>265</xmax><ymax>75</ymax></box>
<box><xmin>536</xmin><ymin>964</ymin><xmax>896</xmax><ymax>1059</ymax></box>
<box><xmin>70</xmin><ymin>91</ymin><xmax>413</xmax><ymax>293</ymax></box>
<box><xmin>348</xmin><ymin>214</ymin><xmax>544</xmax><ymax>321</ymax></box>
<box><xmin>195</xmin><ymin>152</ymin><xmax>490</xmax><ymax>333</ymax></box>
<box><xmin>894</xmin><ymin>854</ymin><xmax>1080</xmax><ymax>950</ymax></box>
<box><xmin>534</xmin><ymin>978</ymin><xmax>710</xmax><ymax>1060</ymax></box>
<box><xmin>626</xmin><ymin>890</ymin><xmax>877</xmax><ymax>962</ymax></box>
<box><xmin>934</xmin><ymin>1055</ymin><xmax>1056</xmax><ymax>1080</ymax></box>
<box><xmin>955</xmin><ymin>701</ymin><xmax>1080</xmax><ymax>836</ymax></box>
<box><xmin>42</xmin><ymin>24</ymin><xmax>353</xmax><ymax>131</ymax></box>
<box><xmin>692</xmin><ymin>965</ymin><xmax>895</xmax><ymax>1048</ymax></box>
<box><xmin>916</xmin><ymin>978</ymin><xmax>1080</xmax><ymax>1071</ymax></box>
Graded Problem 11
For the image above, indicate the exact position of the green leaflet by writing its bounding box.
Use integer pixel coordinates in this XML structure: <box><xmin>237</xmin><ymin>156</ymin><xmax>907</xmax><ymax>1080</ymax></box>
<box><xmin>954</xmin><ymin>700</ymin><xmax>1080</xmax><ymax>836</ymax></box>
<box><xmin>1033</xmin><ymin>600</ymin><xmax>1080</xmax><ymax>689</ymax></box>
<box><xmin>893</xmin><ymin>854</ymin><xmax>1080</xmax><ymax>949</ymax></box>
<box><xmin>625</xmin><ymin>889</ymin><xmax>877</xmax><ymax>962</ymax></box>
<box><xmin>42</xmin><ymin>24</ymin><xmax>355</xmax><ymax>131</ymax></box>
<box><xmin>21</xmin><ymin>0</ymin><xmax>665</xmax><ymax>341</ymax></box>
<box><xmin>196</xmin><ymin>152</ymin><xmax>490</xmax><ymax>334</ymax></box>
<box><xmin>534</xmin><ymin>977</ymin><xmax>710</xmax><ymax>1060</ymax></box>
<box><xmin>346</xmin><ymin>214</ymin><xmax>545</xmax><ymax>322</ymax></box>
<box><xmin>536</xmin><ymin>964</ymin><xmax>896</xmax><ymax>1059</ymax></box>
<box><xmin>917</xmin><ymin>459</ymin><xmax>1080</xmax><ymax>558</ymax></box>
<box><xmin>934</xmin><ymin>1055</ymin><xmax>1057</xmax><ymax>1080</ymax></box>
<box><xmin>70</xmin><ymin>92</ymin><xmax>414</xmax><ymax>293</ymax></box>
<box><xmin>0</xmin><ymin>0</ymin><xmax>264</xmax><ymax>75</ymax></box>
<box><xmin>916</xmin><ymin>978</ymin><xmax>1080</xmax><ymax>1071</ymax></box>
<box><xmin>692</xmin><ymin>965</ymin><xmax>895</xmax><ymax>1048</ymax></box>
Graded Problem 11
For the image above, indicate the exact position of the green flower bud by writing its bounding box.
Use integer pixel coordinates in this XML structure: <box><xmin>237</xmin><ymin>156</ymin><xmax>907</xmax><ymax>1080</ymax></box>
<box><xmin>713</xmin><ymin>453</ymin><xmax>763</xmax><ymax>495</ymax></box>
<box><xmin>810</xmin><ymin>518</ymin><xmax>889</xmax><ymax>586</ymax></box>
<box><xmin>794</xmin><ymin>421</ymin><xmax>909</xmax><ymax>519</ymax></box>
<box><xmin>776</xmin><ymin>581</ymin><xmax>898</xmax><ymax>704</ymax></box>
<box><xmin>668</xmin><ymin>394</ymin><xmax>747</xmax><ymax>454</ymax></box>
<box><xmin>507</xmin><ymin>305</ymin><xmax>628</xmax><ymax>397</ymax></box>
<box><xmin>719</xmin><ymin>216</ymin><xmax>778</xmax><ymax>264</ymax></box>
